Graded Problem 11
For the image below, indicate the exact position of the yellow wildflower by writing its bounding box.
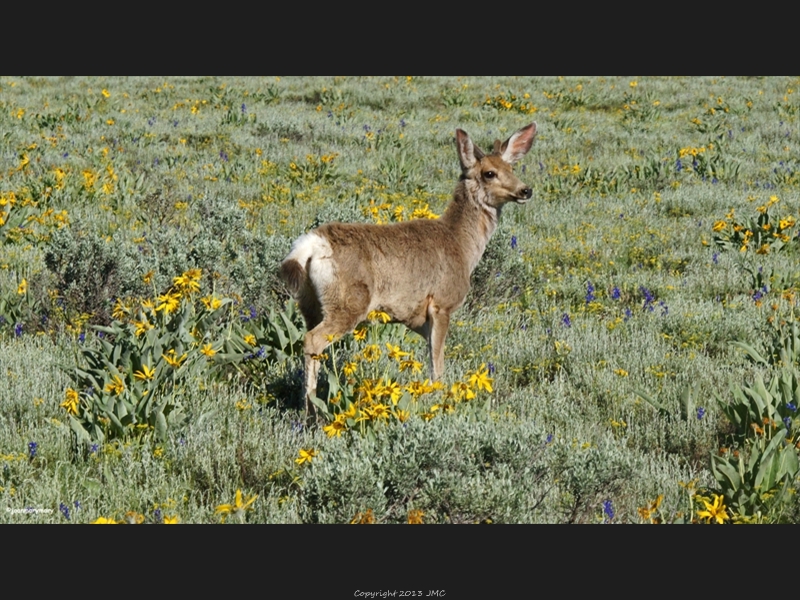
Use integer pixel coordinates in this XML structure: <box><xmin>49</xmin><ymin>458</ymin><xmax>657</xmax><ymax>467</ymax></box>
<box><xmin>82</xmin><ymin>169</ymin><xmax>97</xmax><ymax>190</ymax></box>
<box><xmin>295</xmin><ymin>448</ymin><xmax>317</xmax><ymax>465</ymax></box>
<box><xmin>361</xmin><ymin>344</ymin><xmax>381</xmax><ymax>362</ymax></box>
<box><xmin>407</xmin><ymin>509</ymin><xmax>424</xmax><ymax>524</ymax></box>
<box><xmin>124</xmin><ymin>511</ymin><xmax>145</xmax><ymax>524</ymax></box>
<box><xmin>163</xmin><ymin>515</ymin><xmax>180</xmax><ymax>524</ymax></box>
<box><xmin>637</xmin><ymin>494</ymin><xmax>664</xmax><ymax>523</ymax></box>
<box><xmin>367</xmin><ymin>310</ymin><xmax>391</xmax><ymax>324</ymax></box>
<box><xmin>133</xmin><ymin>319</ymin><xmax>153</xmax><ymax>337</ymax></box>
<box><xmin>200</xmin><ymin>295</ymin><xmax>222</xmax><ymax>310</ymax></box>
<box><xmin>392</xmin><ymin>408</ymin><xmax>409</xmax><ymax>422</ymax></box>
<box><xmin>61</xmin><ymin>388</ymin><xmax>80</xmax><ymax>415</ymax></box>
<box><xmin>111</xmin><ymin>298</ymin><xmax>129</xmax><ymax>320</ymax></box>
<box><xmin>133</xmin><ymin>364</ymin><xmax>155</xmax><ymax>381</ymax></box>
<box><xmin>323</xmin><ymin>414</ymin><xmax>347</xmax><ymax>437</ymax></box>
<box><xmin>17</xmin><ymin>279</ymin><xmax>27</xmax><ymax>295</ymax></box>
<box><xmin>399</xmin><ymin>359</ymin><xmax>423</xmax><ymax>374</ymax></box>
<box><xmin>155</xmin><ymin>291</ymin><xmax>181</xmax><ymax>314</ymax></box>
<box><xmin>104</xmin><ymin>375</ymin><xmax>126</xmax><ymax>395</ymax></box>
<box><xmin>244</xmin><ymin>334</ymin><xmax>257</xmax><ymax>346</ymax></box>
<box><xmin>369</xmin><ymin>403</ymin><xmax>391</xmax><ymax>421</ymax></box>
<box><xmin>386</xmin><ymin>343</ymin><xmax>411</xmax><ymax>361</ymax></box>
<box><xmin>712</xmin><ymin>220</ymin><xmax>727</xmax><ymax>232</ymax></box>
<box><xmin>353</xmin><ymin>326</ymin><xmax>367</xmax><ymax>341</ymax></box>
<box><xmin>696</xmin><ymin>494</ymin><xmax>730</xmax><ymax>524</ymax></box>
<box><xmin>92</xmin><ymin>517</ymin><xmax>119</xmax><ymax>524</ymax></box>
<box><xmin>383</xmin><ymin>380</ymin><xmax>403</xmax><ymax>405</ymax></box>
<box><xmin>215</xmin><ymin>489</ymin><xmax>258</xmax><ymax>523</ymax></box>
<box><xmin>162</xmin><ymin>349</ymin><xmax>187</xmax><ymax>368</ymax></box>
<box><xmin>450</xmin><ymin>381</ymin><xmax>476</xmax><ymax>401</ymax></box>
<box><xmin>173</xmin><ymin>269</ymin><xmax>201</xmax><ymax>294</ymax></box>
<box><xmin>343</xmin><ymin>402</ymin><xmax>358</xmax><ymax>420</ymax></box>
<box><xmin>468</xmin><ymin>364</ymin><xmax>494</xmax><ymax>393</ymax></box>
<box><xmin>201</xmin><ymin>343</ymin><xmax>217</xmax><ymax>357</ymax></box>
<box><xmin>350</xmin><ymin>509</ymin><xmax>375</xmax><ymax>524</ymax></box>
<box><xmin>343</xmin><ymin>362</ymin><xmax>358</xmax><ymax>377</ymax></box>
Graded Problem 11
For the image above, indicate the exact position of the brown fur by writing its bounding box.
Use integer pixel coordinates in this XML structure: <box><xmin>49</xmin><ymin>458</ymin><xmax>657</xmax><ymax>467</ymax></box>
<box><xmin>280</xmin><ymin>123</ymin><xmax>538</xmax><ymax>417</ymax></box>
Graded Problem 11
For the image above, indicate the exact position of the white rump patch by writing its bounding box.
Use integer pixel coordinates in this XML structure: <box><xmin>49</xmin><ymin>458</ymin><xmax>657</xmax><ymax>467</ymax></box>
<box><xmin>288</xmin><ymin>232</ymin><xmax>335</xmax><ymax>290</ymax></box>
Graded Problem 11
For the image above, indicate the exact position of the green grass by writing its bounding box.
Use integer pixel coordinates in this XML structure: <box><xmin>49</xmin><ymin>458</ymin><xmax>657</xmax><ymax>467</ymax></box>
<box><xmin>2</xmin><ymin>76</ymin><xmax>800</xmax><ymax>523</ymax></box>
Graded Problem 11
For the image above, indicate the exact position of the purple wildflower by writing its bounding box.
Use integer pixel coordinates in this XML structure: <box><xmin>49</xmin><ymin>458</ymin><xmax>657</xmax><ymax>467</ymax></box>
<box><xmin>640</xmin><ymin>286</ymin><xmax>655</xmax><ymax>311</ymax></box>
<box><xmin>603</xmin><ymin>500</ymin><xmax>614</xmax><ymax>521</ymax></box>
<box><xmin>585</xmin><ymin>281</ymin><xmax>595</xmax><ymax>304</ymax></box>
<box><xmin>561</xmin><ymin>313</ymin><xmax>571</xmax><ymax>327</ymax></box>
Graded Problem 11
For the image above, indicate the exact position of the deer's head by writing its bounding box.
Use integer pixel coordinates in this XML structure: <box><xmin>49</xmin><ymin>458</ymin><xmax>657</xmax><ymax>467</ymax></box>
<box><xmin>456</xmin><ymin>123</ymin><xmax>537</xmax><ymax>209</ymax></box>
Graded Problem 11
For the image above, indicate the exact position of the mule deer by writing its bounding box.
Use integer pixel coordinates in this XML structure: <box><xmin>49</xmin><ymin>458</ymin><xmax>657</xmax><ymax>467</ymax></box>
<box><xmin>280</xmin><ymin>122</ymin><xmax>538</xmax><ymax>415</ymax></box>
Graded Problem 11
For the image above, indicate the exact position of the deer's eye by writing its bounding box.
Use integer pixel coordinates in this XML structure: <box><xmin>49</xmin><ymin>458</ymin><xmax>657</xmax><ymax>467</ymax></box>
<box><xmin>484</xmin><ymin>171</ymin><xmax>496</xmax><ymax>179</ymax></box>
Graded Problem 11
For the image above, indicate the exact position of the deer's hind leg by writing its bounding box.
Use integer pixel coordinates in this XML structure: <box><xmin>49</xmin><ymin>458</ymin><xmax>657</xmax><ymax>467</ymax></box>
<box><xmin>303</xmin><ymin>281</ymin><xmax>371</xmax><ymax>419</ymax></box>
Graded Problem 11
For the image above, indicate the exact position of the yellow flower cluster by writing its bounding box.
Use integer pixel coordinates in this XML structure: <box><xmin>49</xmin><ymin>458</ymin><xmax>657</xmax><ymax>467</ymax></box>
<box><xmin>678</xmin><ymin>143</ymin><xmax>713</xmax><ymax>158</ymax></box>
<box><xmin>485</xmin><ymin>91</ymin><xmax>537</xmax><ymax>114</ymax></box>
<box><xmin>363</xmin><ymin>197</ymin><xmax>439</xmax><ymax>224</ymax></box>
<box><xmin>637</xmin><ymin>494</ymin><xmax>663</xmax><ymax>523</ymax></box>
<box><xmin>172</xmin><ymin>268</ymin><xmax>201</xmax><ymax>295</ymax></box>
<box><xmin>713</xmin><ymin>196</ymin><xmax>795</xmax><ymax>253</ymax></box>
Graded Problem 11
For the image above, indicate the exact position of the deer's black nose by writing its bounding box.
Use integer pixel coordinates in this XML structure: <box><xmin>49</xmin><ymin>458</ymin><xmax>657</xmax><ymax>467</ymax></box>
<box><xmin>521</xmin><ymin>187</ymin><xmax>532</xmax><ymax>199</ymax></box>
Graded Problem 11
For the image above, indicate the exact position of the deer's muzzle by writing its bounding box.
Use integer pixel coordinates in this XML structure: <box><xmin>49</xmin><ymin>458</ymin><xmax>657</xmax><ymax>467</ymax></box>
<box><xmin>514</xmin><ymin>187</ymin><xmax>533</xmax><ymax>204</ymax></box>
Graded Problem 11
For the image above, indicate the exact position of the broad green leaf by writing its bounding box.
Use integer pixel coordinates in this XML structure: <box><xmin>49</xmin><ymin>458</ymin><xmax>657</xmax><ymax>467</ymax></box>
<box><xmin>730</xmin><ymin>341</ymin><xmax>768</xmax><ymax>365</ymax></box>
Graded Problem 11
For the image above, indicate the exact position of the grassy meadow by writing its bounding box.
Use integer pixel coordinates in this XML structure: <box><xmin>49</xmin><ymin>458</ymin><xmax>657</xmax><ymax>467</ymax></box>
<box><xmin>1</xmin><ymin>76</ymin><xmax>799</xmax><ymax>524</ymax></box>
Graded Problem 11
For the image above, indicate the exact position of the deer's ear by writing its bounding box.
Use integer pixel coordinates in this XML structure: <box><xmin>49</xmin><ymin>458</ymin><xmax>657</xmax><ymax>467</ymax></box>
<box><xmin>500</xmin><ymin>122</ymin><xmax>537</xmax><ymax>164</ymax></box>
<box><xmin>456</xmin><ymin>129</ymin><xmax>478</xmax><ymax>170</ymax></box>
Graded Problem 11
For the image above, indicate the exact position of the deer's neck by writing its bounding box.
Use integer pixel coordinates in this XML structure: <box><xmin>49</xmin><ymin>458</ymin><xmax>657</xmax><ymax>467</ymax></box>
<box><xmin>441</xmin><ymin>179</ymin><xmax>500</xmax><ymax>274</ymax></box>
